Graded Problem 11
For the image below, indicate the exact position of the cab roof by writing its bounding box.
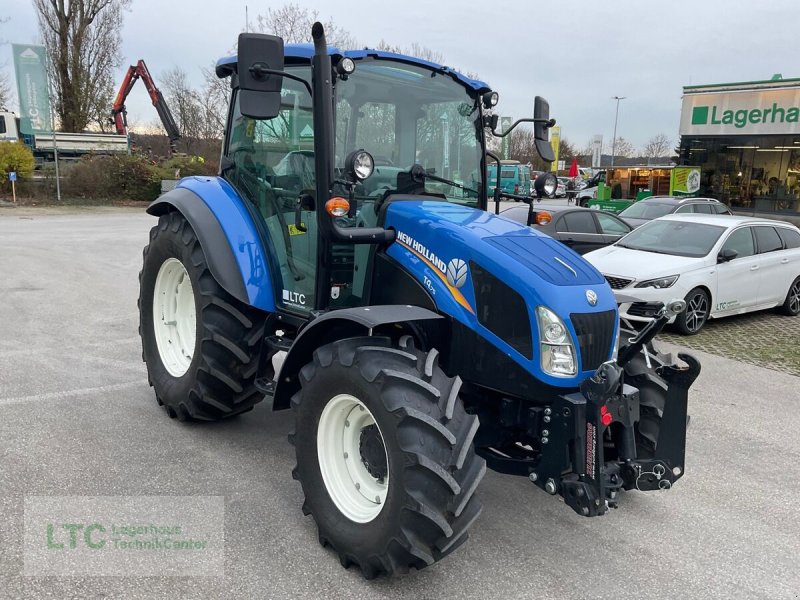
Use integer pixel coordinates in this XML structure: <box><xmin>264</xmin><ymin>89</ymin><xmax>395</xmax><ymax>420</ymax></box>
<box><xmin>215</xmin><ymin>43</ymin><xmax>490</xmax><ymax>93</ymax></box>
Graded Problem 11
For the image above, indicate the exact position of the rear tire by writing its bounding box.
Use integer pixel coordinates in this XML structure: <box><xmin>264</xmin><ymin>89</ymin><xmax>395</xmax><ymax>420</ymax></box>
<box><xmin>290</xmin><ymin>336</ymin><xmax>485</xmax><ymax>578</ymax></box>
<box><xmin>139</xmin><ymin>211</ymin><xmax>267</xmax><ymax>421</ymax></box>
<box><xmin>674</xmin><ymin>287</ymin><xmax>710</xmax><ymax>335</ymax></box>
<box><xmin>778</xmin><ymin>276</ymin><xmax>800</xmax><ymax>316</ymax></box>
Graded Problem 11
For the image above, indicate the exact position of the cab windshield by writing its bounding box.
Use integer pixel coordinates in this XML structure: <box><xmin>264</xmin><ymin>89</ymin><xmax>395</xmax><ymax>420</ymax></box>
<box><xmin>334</xmin><ymin>58</ymin><xmax>484</xmax><ymax>208</ymax></box>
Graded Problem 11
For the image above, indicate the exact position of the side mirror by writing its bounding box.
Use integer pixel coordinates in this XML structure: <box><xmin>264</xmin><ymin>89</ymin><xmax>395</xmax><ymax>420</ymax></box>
<box><xmin>533</xmin><ymin>96</ymin><xmax>555</xmax><ymax>162</ymax></box>
<box><xmin>717</xmin><ymin>248</ymin><xmax>738</xmax><ymax>263</ymax></box>
<box><xmin>237</xmin><ymin>33</ymin><xmax>285</xmax><ymax>119</ymax></box>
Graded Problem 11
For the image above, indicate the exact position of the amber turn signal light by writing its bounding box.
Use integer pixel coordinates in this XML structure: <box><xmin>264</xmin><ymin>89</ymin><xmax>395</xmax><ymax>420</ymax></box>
<box><xmin>535</xmin><ymin>211</ymin><xmax>552</xmax><ymax>225</ymax></box>
<box><xmin>325</xmin><ymin>197</ymin><xmax>350</xmax><ymax>217</ymax></box>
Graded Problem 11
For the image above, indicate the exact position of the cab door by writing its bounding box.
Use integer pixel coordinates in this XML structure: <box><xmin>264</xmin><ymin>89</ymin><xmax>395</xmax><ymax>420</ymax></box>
<box><xmin>714</xmin><ymin>226</ymin><xmax>760</xmax><ymax>313</ymax></box>
<box><xmin>224</xmin><ymin>68</ymin><xmax>318</xmax><ymax>315</ymax></box>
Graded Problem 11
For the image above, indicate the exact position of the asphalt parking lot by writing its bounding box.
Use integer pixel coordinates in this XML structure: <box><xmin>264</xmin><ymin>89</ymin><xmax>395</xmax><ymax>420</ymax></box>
<box><xmin>1</xmin><ymin>207</ymin><xmax>799</xmax><ymax>599</ymax></box>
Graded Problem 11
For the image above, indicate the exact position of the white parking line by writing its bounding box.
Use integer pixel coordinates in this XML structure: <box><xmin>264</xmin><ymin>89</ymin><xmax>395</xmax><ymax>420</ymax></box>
<box><xmin>0</xmin><ymin>381</ymin><xmax>143</xmax><ymax>407</ymax></box>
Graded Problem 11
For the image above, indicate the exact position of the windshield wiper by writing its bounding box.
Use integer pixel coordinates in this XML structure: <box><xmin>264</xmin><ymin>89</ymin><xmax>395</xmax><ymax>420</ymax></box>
<box><xmin>409</xmin><ymin>164</ymin><xmax>479</xmax><ymax>196</ymax></box>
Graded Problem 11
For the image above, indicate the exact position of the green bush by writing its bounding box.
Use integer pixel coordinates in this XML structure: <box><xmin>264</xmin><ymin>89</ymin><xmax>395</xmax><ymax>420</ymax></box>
<box><xmin>64</xmin><ymin>154</ymin><xmax>162</xmax><ymax>202</ymax></box>
<box><xmin>0</xmin><ymin>142</ymin><xmax>36</xmax><ymax>187</ymax></box>
<box><xmin>161</xmin><ymin>155</ymin><xmax>216</xmax><ymax>178</ymax></box>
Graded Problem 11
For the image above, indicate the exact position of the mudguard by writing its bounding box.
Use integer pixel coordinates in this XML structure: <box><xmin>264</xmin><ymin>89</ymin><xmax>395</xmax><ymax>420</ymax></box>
<box><xmin>272</xmin><ymin>305</ymin><xmax>443</xmax><ymax>410</ymax></box>
<box><xmin>147</xmin><ymin>176</ymin><xmax>276</xmax><ymax>312</ymax></box>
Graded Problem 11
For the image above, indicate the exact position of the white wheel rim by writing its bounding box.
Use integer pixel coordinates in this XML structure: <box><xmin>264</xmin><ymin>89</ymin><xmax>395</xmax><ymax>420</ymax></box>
<box><xmin>153</xmin><ymin>258</ymin><xmax>197</xmax><ymax>377</ymax></box>
<box><xmin>317</xmin><ymin>394</ymin><xmax>389</xmax><ymax>523</ymax></box>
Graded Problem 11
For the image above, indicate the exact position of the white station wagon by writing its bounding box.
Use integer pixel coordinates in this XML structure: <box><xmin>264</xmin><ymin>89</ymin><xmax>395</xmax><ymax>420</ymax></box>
<box><xmin>585</xmin><ymin>215</ymin><xmax>800</xmax><ymax>334</ymax></box>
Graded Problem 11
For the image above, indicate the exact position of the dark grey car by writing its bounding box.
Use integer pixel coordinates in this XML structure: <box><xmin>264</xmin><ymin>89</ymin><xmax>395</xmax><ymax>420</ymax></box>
<box><xmin>618</xmin><ymin>196</ymin><xmax>731</xmax><ymax>228</ymax></box>
<box><xmin>501</xmin><ymin>204</ymin><xmax>632</xmax><ymax>254</ymax></box>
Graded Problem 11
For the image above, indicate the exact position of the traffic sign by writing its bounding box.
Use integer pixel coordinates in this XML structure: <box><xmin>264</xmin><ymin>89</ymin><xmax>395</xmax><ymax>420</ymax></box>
<box><xmin>9</xmin><ymin>171</ymin><xmax>17</xmax><ymax>182</ymax></box>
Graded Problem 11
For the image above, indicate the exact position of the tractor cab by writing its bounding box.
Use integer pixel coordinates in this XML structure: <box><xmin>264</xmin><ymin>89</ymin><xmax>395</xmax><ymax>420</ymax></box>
<box><xmin>217</xmin><ymin>47</ymin><xmax>505</xmax><ymax>314</ymax></box>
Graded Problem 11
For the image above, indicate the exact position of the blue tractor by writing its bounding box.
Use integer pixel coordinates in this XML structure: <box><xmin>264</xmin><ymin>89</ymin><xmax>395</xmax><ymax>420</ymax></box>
<box><xmin>138</xmin><ymin>24</ymin><xmax>699</xmax><ymax>578</ymax></box>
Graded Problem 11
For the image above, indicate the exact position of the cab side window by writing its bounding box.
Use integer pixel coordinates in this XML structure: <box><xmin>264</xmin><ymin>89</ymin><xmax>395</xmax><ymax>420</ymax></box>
<box><xmin>721</xmin><ymin>227</ymin><xmax>755</xmax><ymax>259</ymax></box>
<box><xmin>754</xmin><ymin>226</ymin><xmax>783</xmax><ymax>254</ymax></box>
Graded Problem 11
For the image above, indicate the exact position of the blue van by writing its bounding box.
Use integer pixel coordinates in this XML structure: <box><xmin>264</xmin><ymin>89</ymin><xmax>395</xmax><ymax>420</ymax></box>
<box><xmin>487</xmin><ymin>161</ymin><xmax>531</xmax><ymax>198</ymax></box>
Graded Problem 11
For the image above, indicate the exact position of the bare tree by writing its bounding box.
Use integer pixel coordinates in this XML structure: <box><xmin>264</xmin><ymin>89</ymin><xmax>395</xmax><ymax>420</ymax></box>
<box><xmin>610</xmin><ymin>136</ymin><xmax>634</xmax><ymax>159</ymax></box>
<box><xmin>376</xmin><ymin>40</ymin><xmax>444</xmax><ymax>64</ymax></box>
<box><xmin>0</xmin><ymin>70</ymin><xmax>10</xmax><ymax>109</ymax></box>
<box><xmin>0</xmin><ymin>16</ymin><xmax>13</xmax><ymax>109</ymax></box>
<box><xmin>198</xmin><ymin>65</ymin><xmax>229</xmax><ymax>140</ymax></box>
<box><xmin>642</xmin><ymin>133</ymin><xmax>672</xmax><ymax>158</ymax></box>
<box><xmin>159</xmin><ymin>67</ymin><xmax>203</xmax><ymax>151</ymax></box>
<box><xmin>34</xmin><ymin>0</ymin><xmax>130</xmax><ymax>132</ymax></box>
<box><xmin>255</xmin><ymin>3</ymin><xmax>357</xmax><ymax>48</ymax></box>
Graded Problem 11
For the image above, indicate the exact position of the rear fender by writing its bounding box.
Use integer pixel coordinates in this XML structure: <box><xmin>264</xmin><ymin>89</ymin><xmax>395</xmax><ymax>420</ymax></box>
<box><xmin>147</xmin><ymin>176</ymin><xmax>275</xmax><ymax>312</ymax></box>
<box><xmin>272</xmin><ymin>305</ymin><xmax>443</xmax><ymax>410</ymax></box>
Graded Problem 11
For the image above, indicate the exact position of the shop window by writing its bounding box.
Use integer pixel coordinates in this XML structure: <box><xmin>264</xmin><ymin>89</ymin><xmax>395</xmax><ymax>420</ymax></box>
<box><xmin>754</xmin><ymin>226</ymin><xmax>783</xmax><ymax>253</ymax></box>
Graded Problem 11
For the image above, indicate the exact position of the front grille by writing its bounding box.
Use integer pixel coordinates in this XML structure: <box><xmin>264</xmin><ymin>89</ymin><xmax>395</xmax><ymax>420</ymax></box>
<box><xmin>604</xmin><ymin>275</ymin><xmax>633</xmax><ymax>289</ymax></box>
<box><xmin>570</xmin><ymin>310</ymin><xmax>616</xmax><ymax>371</ymax></box>
<box><xmin>627</xmin><ymin>302</ymin><xmax>664</xmax><ymax>318</ymax></box>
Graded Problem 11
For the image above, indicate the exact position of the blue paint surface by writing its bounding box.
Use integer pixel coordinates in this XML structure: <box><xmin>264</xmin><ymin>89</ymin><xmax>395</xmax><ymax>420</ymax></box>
<box><xmin>177</xmin><ymin>177</ymin><xmax>276</xmax><ymax>312</ymax></box>
<box><xmin>383</xmin><ymin>200</ymin><xmax>618</xmax><ymax>388</ymax></box>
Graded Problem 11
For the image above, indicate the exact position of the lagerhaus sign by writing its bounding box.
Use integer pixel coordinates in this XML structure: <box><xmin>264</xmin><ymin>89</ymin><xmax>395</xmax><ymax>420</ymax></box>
<box><xmin>679</xmin><ymin>86</ymin><xmax>800</xmax><ymax>136</ymax></box>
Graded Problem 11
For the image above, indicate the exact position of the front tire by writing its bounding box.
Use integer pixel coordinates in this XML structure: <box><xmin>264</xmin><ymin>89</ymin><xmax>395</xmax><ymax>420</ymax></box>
<box><xmin>290</xmin><ymin>336</ymin><xmax>485</xmax><ymax>578</ymax></box>
<box><xmin>674</xmin><ymin>287</ymin><xmax>710</xmax><ymax>335</ymax></box>
<box><xmin>139</xmin><ymin>211</ymin><xmax>267</xmax><ymax>421</ymax></box>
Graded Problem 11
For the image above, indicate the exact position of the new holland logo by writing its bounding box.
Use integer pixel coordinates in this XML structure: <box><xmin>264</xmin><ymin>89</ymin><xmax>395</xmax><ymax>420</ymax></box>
<box><xmin>446</xmin><ymin>258</ymin><xmax>468</xmax><ymax>289</ymax></box>
<box><xmin>586</xmin><ymin>289</ymin><xmax>598</xmax><ymax>306</ymax></box>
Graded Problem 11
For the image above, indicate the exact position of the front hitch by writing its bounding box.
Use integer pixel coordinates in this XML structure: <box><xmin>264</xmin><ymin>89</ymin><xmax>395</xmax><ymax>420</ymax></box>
<box><xmin>529</xmin><ymin>300</ymin><xmax>701</xmax><ymax>517</ymax></box>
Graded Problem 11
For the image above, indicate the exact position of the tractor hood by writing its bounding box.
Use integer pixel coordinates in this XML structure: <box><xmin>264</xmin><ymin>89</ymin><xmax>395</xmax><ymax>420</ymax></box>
<box><xmin>382</xmin><ymin>200</ymin><xmax>618</xmax><ymax>388</ymax></box>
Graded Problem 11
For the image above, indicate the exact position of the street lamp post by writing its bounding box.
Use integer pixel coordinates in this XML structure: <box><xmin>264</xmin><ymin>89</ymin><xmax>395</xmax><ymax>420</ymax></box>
<box><xmin>610</xmin><ymin>96</ymin><xmax>626</xmax><ymax>167</ymax></box>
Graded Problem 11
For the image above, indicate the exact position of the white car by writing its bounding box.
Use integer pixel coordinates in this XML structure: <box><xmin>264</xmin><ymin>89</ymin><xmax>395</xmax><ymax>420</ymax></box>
<box><xmin>584</xmin><ymin>215</ymin><xmax>800</xmax><ymax>334</ymax></box>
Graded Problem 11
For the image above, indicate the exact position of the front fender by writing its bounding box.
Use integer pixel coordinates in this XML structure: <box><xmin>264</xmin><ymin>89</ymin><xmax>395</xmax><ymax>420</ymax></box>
<box><xmin>147</xmin><ymin>176</ymin><xmax>276</xmax><ymax>312</ymax></box>
<box><xmin>272</xmin><ymin>305</ymin><xmax>443</xmax><ymax>410</ymax></box>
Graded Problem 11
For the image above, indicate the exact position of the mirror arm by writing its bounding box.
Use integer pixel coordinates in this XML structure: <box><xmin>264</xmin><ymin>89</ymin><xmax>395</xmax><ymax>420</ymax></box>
<box><xmin>490</xmin><ymin>116</ymin><xmax>556</xmax><ymax>138</ymax></box>
<box><xmin>246</xmin><ymin>67</ymin><xmax>312</xmax><ymax>96</ymax></box>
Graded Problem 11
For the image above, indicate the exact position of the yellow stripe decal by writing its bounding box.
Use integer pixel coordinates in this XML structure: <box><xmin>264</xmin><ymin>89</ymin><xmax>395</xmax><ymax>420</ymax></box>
<box><xmin>396</xmin><ymin>239</ymin><xmax>475</xmax><ymax>315</ymax></box>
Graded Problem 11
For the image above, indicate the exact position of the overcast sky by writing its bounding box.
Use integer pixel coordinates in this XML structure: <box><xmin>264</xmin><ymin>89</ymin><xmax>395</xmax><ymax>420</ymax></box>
<box><xmin>2</xmin><ymin>0</ymin><xmax>798</xmax><ymax>152</ymax></box>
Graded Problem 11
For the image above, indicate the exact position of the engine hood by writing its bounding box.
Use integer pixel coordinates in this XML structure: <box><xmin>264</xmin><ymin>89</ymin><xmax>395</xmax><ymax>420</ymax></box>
<box><xmin>382</xmin><ymin>199</ymin><xmax>618</xmax><ymax>388</ymax></box>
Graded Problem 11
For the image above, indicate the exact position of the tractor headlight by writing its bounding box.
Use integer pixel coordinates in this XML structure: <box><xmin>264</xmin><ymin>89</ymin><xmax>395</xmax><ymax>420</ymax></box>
<box><xmin>345</xmin><ymin>149</ymin><xmax>375</xmax><ymax>181</ymax></box>
<box><xmin>635</xmin><ymin>275</ymin><xmax>679</xmax><ymax>289</ymax></box>
<box><xmin>536</xmin><ymin>306</ymin><xmax>577</xmax><ymax>376</ymax></box>
<box><xmin>534</xmin><ymin>172</ymin><xmax>558</xmax><ymax>198</ymax></box>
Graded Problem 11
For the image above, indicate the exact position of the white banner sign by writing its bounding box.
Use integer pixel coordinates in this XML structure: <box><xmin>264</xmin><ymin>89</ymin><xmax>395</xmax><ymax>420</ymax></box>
<box><xmin>591</xmin><ymin>134</ymin><xmax>603</xmax><ymax>168</ymax></box>
<box><xmin>680</xmin><ymin>87</ymin><xmax>800</xmax><ymax>136</ymax></box>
